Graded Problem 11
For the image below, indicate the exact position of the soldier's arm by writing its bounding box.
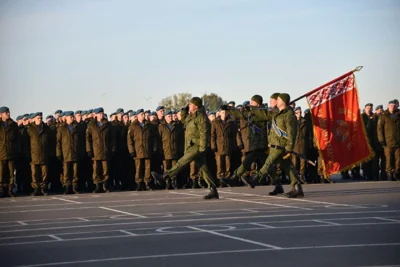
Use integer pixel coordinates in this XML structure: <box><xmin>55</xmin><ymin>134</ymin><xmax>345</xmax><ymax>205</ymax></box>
<box><xmin>25</xmin><ymin>128</ymin><xmax>31</xmax><ymax>160</ymax></box>
<box><xmin>198</xmin><ymin>115</ymin><xmax>209</xmax><ymax>153</ymax></box>
<box><xmin>153</xmin><ymin>124</ymin><xmax>159</xmax><ymax>153</ymax></box>
<box><xmin>56</xmin><ymin>128</ymin><xmax>62</xmax><ymax>158</ymax></box>
<box><xmin>85</xmin><ymin>124</ymin><xmax>93</xmax><ymax>153</ymax></box>
<box><xmin>251</xmin><ymin>109</ymin><xmax>272</xmax><ymax>122</ymax></box>
<box><xmin>181</xmin><ymin>107</ymin><xmax>189</xmax><ymax>124</ymax></box>
<box><xmin>377</xmin><ymin>115</ymin><xmax>385</xmax><ymax>144</ymax></box>
<box><xmin>286</xmin><ymin>112</ymin><xmax>297</xmax><ymax>152</ymax></box>
<box><xmin>227</xmin><ymin>109</ymin><xmax>245</xmax><ymax>121</ymax></box>
<box><xmin>210</xmin><ymin>121</ymin><xmax>217</xmax><ymax>151</ymax></box>
<box><xmin>127</xmin><ymin>126</ymin><xmax>135</xmax><ymax>155</ymax></box>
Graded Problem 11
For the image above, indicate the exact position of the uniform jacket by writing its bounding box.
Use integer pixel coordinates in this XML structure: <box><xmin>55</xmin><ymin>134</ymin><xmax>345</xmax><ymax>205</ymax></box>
<box><xmin>56</xmin><ymin>122</ymin><xmax>86</xmax><ymax>162</ymax></box>
<box><xmin>211</xmin><ymin>118</ymin><xmax>238</xmax><ymax>155</ymax></box>
<box><xmin>377</xmin><ymin>110</ymin><xmax>400</xmax><ymax>148</ymax></box>
<box><xmin>181</xmin><ymin>107</ymin><xmax>210</xmax><ymax>152</ymax></box>
<box><xmin>26</xmin><ymin>122</ymin><xmax>52</xmax><ymax>164</ymax></box>
<box><xmin>0</xmin><ymin>119</ymin><xmax>20</xmax><ymax>160</ymax></box>
<box><xmin>127</xmin><ymin>120</ymin><xmax>158</xmax><ymax>159</ymax></box>
<box><xmin>362</xmin><ymin>112</ymin><xmax>378</xmax><ymax>149</ymax></box>
<box><xmin>158</xmin><ymin>120</ymin><xmax>185</xmax><ymax>160</ymax></box>
<box><xmin>86</xmin><ymin>119</ymin><xmax>113</xmax><ymax>160</ymax></box>
<box><xmin>293</xmin><ymin>117</ymin><xmax>307</xmax><ymax>154</ymax></box>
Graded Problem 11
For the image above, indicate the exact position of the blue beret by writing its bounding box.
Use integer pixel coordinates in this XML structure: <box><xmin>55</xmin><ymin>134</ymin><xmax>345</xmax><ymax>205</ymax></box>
<box><xmin>129</xmin><ymin>111</ymin><xmax>136</xmax><ymax>117</ymax></box>
<box><xmin>64</xmin><ymin>111</ymin><xmax>74</xmax><ymax>116</ymax></box>
<box><xmin>60</xmin><ymin>112</ymin><xmax>65</xmax><ymax>117</ymax></box>
<box><xmin>46</xmin><ymin>115</ymin><xmax>54</xmax><ymax>120</ymax></box>
<box><xmin>164</xmin><ymin>110</ymin><xmax>173</xmax><ymax>116</ymax></box>
<box><xmin>136</xmin><ymin>109</ymin><xmax>144</xmax><ymax>114</ymax></box>
<box><xmin>110</xmin><ymin>112</ymin><xmax>116</xmax><ymax>117</ymax></box>
<box><xmin>88</xmin><ymin>109</ymin><xmax>94</xmax><ymax>113</ymax></box>
<box><xmin>294</xmin><ymin>107</ymin><xmax>302</xmax><ymax>112</ymax></box>
<box><xmin>156</xmin><ymin>106</ymin><xmax>164</xmax><ymax>111</ymax></box>
<box><xmin>243</xmin><ymin>101</ymin><xmax>250</xmax><ymax>106</ymax></box>
<box><xmin>375</xmin><ymin>105</ymin><xmax>383</xmax><ymax>110</ymax></box>
<box><xmin>28</xmin><ymin>113</ymin><xmax>35</xmax><ymax>119</ymax></box>
<box><xmin>75</xmin><ymin>110</ymin><xmax>82</xmax><ymax>115</ymax></box>
<box><xmin>24</xmin><ymin>116</ymin><xmax>30</xmax><ymax>121</ymax></box>
<box><xmin>32</xmin><ymin>112</ymin><xmax>42</xmax><ymax>118</ymax></box>
<box><xmin>0</xmin><ymin>106</ymin><xmax>9</xmax><ymax>113</ymax></box>
<box><xmin>123</xmin><ymin>112</ymin><xmax>129</xmax><ymax>117</ymax></box>
<box><xmin>16</xmin><ymin>115</ymin><xmax>23</xmax><ymax>121</ymax></box>
<box><xmin>144</xmin><ymin>110</ymin><xmax>151</xmax><ymax>114</ymax></box>
<box><xmin>394</xmin><ymin>99</ymin><xmax>399</xmax><ymax>104</ymax></box>
<box><xmin>116</xmin><ymin>108</ymin><xmax>124</xmax><ymax>114</ymax></box>
<box><xmin>94</xmin><ymin>107</ymin><xmax>104</xmax><ymax>114</ymax></box>
<box><xmin>126</xmin><ymin>110</ymin><xmax>133</xmax><ymax>114</ymax></box>
<box><xmin>150</xmin><ymin>111</ymin><xmax>157</xmax><ymax>116</ymax></box>
<box><xmin>54</xmin><ymin>110</ymin><xmax>62</xmax><ymax>115</ymax></box>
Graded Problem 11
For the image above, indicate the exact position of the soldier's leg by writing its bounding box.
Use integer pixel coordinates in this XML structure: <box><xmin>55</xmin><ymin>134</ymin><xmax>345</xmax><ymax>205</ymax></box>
<box><xmin>395</xmin><ymin>148</ymin><xmax>400</xmax><ymax>180</ymax></box>
<box><xmin>101</xmin><ymin>160</ymin><xmax>109</xmax><ymax>191</ymax></box>
<box><xmin>189</xmin><ymin>160</ymin><xmax>199</xmax><ymax>185</ymax></box>
<box><xmin>41</xmin><ymin>164</ymin><xmax>48</xmax><ymax>193</ymax></box>
<box><xmin>144</xmin><ymin>159</ymin><xmax>151</xmax><ymax>186</ymax></box>
<box><xmin>135</xmin><ymin>159</ymin><xmax>143</xmax><ymax>184</ymax></box>
<box><xmin>167</xmin><ymin>147</ymin><xmax>199</xmax><ymax>179</ymax></box>
<box><xmin>384</xmin><ymin>147</ymin><xmax>395</xmax><ymax>180</ymax></box>
<box><xmin>92</xmin><ymin>161</ymin><xmax>101</xmax><ymax>185</ymax></box>
<box><xmin>258</xmin><ymin>149</ymin><xmax>285</xmax><ymax>179</ymax></box>
<box><xmin>31</xmin><ymin>165</ymin><xmax>39</xmax><ymax>191</ymax></box>
<box><xmin>215</xmin><ymin>155</ymin><xmax>223</xmax><ymax>180</ymax></box>
<box><xmin>63</xmin><ymin>162</ymin><xmax>70</xmax><ymax>188</ymax></box>
<box><xmin>225</xmin><ymin>155</ymin><xmax>231</xmax><ymax>178</ymax></box>
<box><xmin>235</xmin><ymin>151</ymin><xmax>258</xmax><ymax>177</ymax></box>
<box><xmin>72</xmin><ymin>162</ymin><xmax>79</xmax><ymax>190</ymax></box>
<box><xmin>0</xmin><ymin>161</ymin><xmax>5</xmax><ymax>193</ymax></box>
<box><xmin>196</xmin><ymin>155</ymin><xmax>216</xmax><ymax>188</ymax></box>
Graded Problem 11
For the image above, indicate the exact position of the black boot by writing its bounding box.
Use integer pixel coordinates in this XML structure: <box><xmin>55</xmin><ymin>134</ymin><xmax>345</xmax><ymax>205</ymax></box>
<box><xmin>8</xmin><ymin>187</ymin><xmax>16</xmax><ymax>197</ymax></box>
<box><xmin>103</xmin><ymin>184</ymin><xmax>110</xmax><ymax>193</ymax></box>
<box><xmin>171</xmin><ymin>178</ymin><xmax>178</xmax><ymax>190</ymax></box>
<box><xmin>41</xmin><ymin>188</ymin><xmax>48</xmax><ymax>196</ymax></box>
<box><xmin>218</xmin><ymin>179</ymin><xmax>228</xmax><ymax>188</ymax></box>
<box><xmin>242</xmin><ymin>174</ymin><xmax>257</xmax><ymax>189</ymax></box>
<box><xmin>203</xmin><ymin>186</ymin><xmax>219</xmax><ymax>200</ymax></box>
<box><xmin>63</xmin><ymin>185</ymin><xmax>72</xmax><ymax>195</ymax></box>
<box><xmin>31</xmin><ymin>188</ymin><xmax>42</xmax><ymax>196</ymax></box>
<box><xmin>269</xmin><ymin>182</ymin><xmax>284</xmax><ymax>195</ymax></box>
<box><xmin>387</xmin><ymin>172</ymin><xmax>395</xmax><ymax>181</ymax></box>
<box><xmin>72</xmin><ymin>184</ymin><xmax>80</xmax><ymax>194</ymax></box>
<box><xmin>0</xmin><ymin>187</ymin><xmax>5</xmax><ymax>198</ymax></box>
<box><xmin>151</xmin><ymin>171</ymin><xmax>166</xmax><ymax>187</ymax></box>
<box><xmin>145</xmin><ymin>183</ymin><xmax>153</xmax><ymax>191</ymax></box>
<box><xmin>165</xmin><ymin>179</ymin><xmax>172</xmax><ymax>190</ymax></box>
<box><xmin>93</xmin><ymin>183</ymin><xmax>103</xmax><ymax>193</ymax></box>
<box><xmin>192</xmin><ymin>179</ymin><xmax>200</xmax><ymax>189</ymax></box>
<box><xmin>286</xmin><ymin>184</ymin><xmax>304</xmax><ymax>198</ymax></box>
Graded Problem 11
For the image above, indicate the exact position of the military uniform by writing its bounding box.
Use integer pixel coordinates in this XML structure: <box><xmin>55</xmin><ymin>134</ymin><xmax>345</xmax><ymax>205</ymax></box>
<box><xmin>361</xmin><ymin>110</ymin><xmax>379</xmax><ymax>180</ymax></box>
<box><xmin>292</xmin><ymin>115</ymin><xmax>307</xmax><ymax>179</ymax></box>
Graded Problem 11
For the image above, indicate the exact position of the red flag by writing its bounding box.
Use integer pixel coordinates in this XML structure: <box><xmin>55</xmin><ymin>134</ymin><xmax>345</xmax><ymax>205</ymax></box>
<box><xmin>306</xmin><ymin>73</ymin><xmax>374</xmax><ymax>176</ymax></box>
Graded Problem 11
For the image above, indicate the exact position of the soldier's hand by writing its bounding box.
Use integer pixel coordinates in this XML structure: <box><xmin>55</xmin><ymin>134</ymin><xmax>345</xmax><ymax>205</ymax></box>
<box><xmin>87</xmin><ymin>151</ymin><xmax>94</xmax><ymax>158</ymax></box>
<box><xmin>282</xmin><ymin>153</ymin><xmax>291</xmax><ymax>160</ymax></box>
<box><xmin>130</xmin><ymin>152</ymin><xmax>136</xmax><ymax>158</ymax></box>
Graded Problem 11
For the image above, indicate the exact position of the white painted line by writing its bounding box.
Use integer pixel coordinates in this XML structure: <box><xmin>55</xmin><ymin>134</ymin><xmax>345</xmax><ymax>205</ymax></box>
<box><xmin>51</xmin><ymin>197</ymin><xmax>81</xmax><ymax>204</ymax></box>
<box><xmin>119</xmin><ymin>230</ymin><xmax>137</xmax><ymax>236</ymax></box>
<box><xmin>16</xmin><ymin>221</ymin><xmax>27</xmax><ymax>226</ymax></box>
<box><xmin>189</xmin><ymin>211</ymin><xmax>204</xmax><ymax>216</ymax></box>
<box><xmin>75</xmin><ymin>217</ymin><xmax>90</xmax><ymax>222</ymax></box>
<box><xmin>48</xmin><ymin>235</ymin><xmax>63</xmax><ymax>241</ymax></box>
<box><xmin>242</xmin><ymin>209</ymin><xmax>258</xmax><ymax>213</ymax></box>
<box><xmin>313</xmin><ymin>220</ymin><xmax>341</xmax><ymax>226</ymax></box>
<box><xmin>373</xmin><ymin>217</ymin><xmax>400</xmax><ymax>223</ymax></box>
<box><xmin>187</xmin><ymin>226</ymin><xmax>282</xmax><ymax>249</ymax></box>
<box><xmin>225</xmin><ymin>197</ymin><xmax>312</xmax><ymax>210</ymax></box>
<box><xmin>14</xmin><ymin>243</ymin><xmax>400</xmax><ymax>267</ymax></box>
<box><xmin>99</xmin><ymin>207</ymin><xmax>148</xmax><ymax>219</ymax></box>
<box><xmin>1</xmin><ymin>210</ymin><xmax>400</xmax><ymax>234</ymax></box>
<box><xmin>250</xmin><ymin>222</ymin><xmax>276</xmax><ymax>229</ymax></box>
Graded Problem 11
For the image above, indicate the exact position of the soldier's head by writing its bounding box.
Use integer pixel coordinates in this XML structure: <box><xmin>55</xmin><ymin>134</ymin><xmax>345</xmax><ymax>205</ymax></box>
<box><xmin>364</xmin><ymin>103</ymin><xmax>373</xmax><ymax>115</ymax></box>
<box><xmin>136</xmin><ymin>109</ymin><xmax>145</xmax><ymax>123</ymax></box>
<box><xmin>0</xmin><ymin>106</ymin><xmax>10</xmax><ymax>121</ymax></box>
<box><xmin>277</xmin><ymin>93</ymin><xmax>290</xmax><ymax>110</ymax></box>
<box><xmin>220</xmin><ymin>110</ymin><xmax>227</xmax><ymax>121</ymax></box>
<box><xmin>269</xmin><ymin>93</ymin><xmax>280</xmax><ymax>108</ymax></box>
<box><xmin>116</xmin><ymin>108</ymin><xmax>124</xmax><ymax>121</ymax></box>
<box><xmin>110</xmin><ymin>112</ymin><xmax>117</xmax><ymax>122</ymax></box>
<box><xmin>16</xmin><ymin>115</ymin><xmax>23</xmax><ymax>126</ymax></box>
<box><xmin>123</xmin><ymin>113</ymin><xmax>129</xmax><ymax>125</ymax></box>
<box><xmin>388</xmin><ymin>100</ymin><xmax>396</xmax><ymax>113</ymax></box>
<box><xmin>250</xmin><ymin>95</ymin><xmax>263</xmax><ymax>107</ymax></box>
<box><xmin>33</xmin><ymin>113</ymin><xmax>43</xmax><ymax>125</ymax></box>
<box><xmin>129</xmin><ymin>111</ymin><xmax>136</xmax><ymax>122</ymax></box>
<box><xmin>393</xmin><ymin>99</ymin><xmax>399</xmax><ymax>110</ymax></box>
<box><xmin>144</xmin><ymin>110</ymin><xmax>150</xmax><ymax>121</ymax></box>
<box><xmin>172</xmin><ymin>111</ymin><xmax>178</xmax><ymax>121</ymax></box>
<box><xmin>375</xmin><ymin>105</ymin><xmax>383</xmax><ymax>115</ymax></box>
<box><xmin>54</xmin><ymin>110</ymin><xmax>62</xmax><ymax>120</ymax></box>
<box><xmin>46</xmin><ymin>115</ymin><xmax>53</xmax><ymax>125</ymax></box>
<box><xmin>294</xmin><ymin>107</ymin><xmax>302</xmax><ymax>119</ymax></box>
<box><xmin>189</xmin><ymin>97</ymin><xmax>203</xmax><ymax>113</ymax></box>
<box><xmin>228</xmin><ymin>101</ymin><xmax>235</xmax><ymax>107</ymax></box>
<box><xmin>177</xmin><ymin>110</ymin><xmax>182</xmax><ymax>121</ymax></box>
<box><xmin>208</xmin><ymin>112</ymin><xmax>216</xmax><ymax>122</ymax></box>
<box><xmin>156</xmin><ymin>106</ymin><xmax>165</xmax><ymax>120</ymax></box>
<box><xmin>164</xmin><ymin>111</ymin><xmax>173</xmax><ymax>124</ymax></box>
<box><xmin>23</xmin><ymin>115</ymin><xmax>31</xmax><ymax>125</ymax></box>
<box><xmin>75</xmin><ymin>110</ymin><xmax>82</xmax><ymax>123</ymax></box>
<box><xmin>236</xmin><ymin>104</ymin><xmax>243</xmax><ymax>112</ymax></box>
<box><xmin>94</xmin><ymin>108</ymin><xmax>104</xmax><ymax>121</ymax></box>
<box><xmin>149</xmin><ymin>111</ymin><xmax>157</xmax><ymax>122</ymax></box>
<box><xmin>65</xmin><ymin>111</ymin><xmax>75</xmax><ymax>125</ymax></box>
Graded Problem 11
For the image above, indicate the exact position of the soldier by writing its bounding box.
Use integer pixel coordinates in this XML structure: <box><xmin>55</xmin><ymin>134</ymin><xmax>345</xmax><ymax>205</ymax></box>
<box><xmin>0</xmin><ymin>107</ymin><xmax>20</xmax><ymax>197</ymax></box>
<box><xmin>129</xmin><ymin>111</ymin><xmax>137</xmax><ymax>123</ymax></box>
<box><xmin>144</xmin><ymin>110</ymin><xmax>151</xmax><ymax>121</ymax></box>
<box><xmin>26</xmin><ymin>112</ymin><xmax>52</xmax><ymax>196</ymax></box>
<box><xmin>152</xmin><ymin>97</ymin><xmax>219</xmax><ymax>199</ymax></box>
<box><xmin>158</xmin><ymin>111</ymin><xmax>185</xmax><ymax>189</ymax></box>
<box><xmin>116</xmin><ymin>108</ymin><xmax>124</xmax><ymax>122</ymax></box>
<box><xmin>149</xmin><ymin>112</ymin><xmax>157</xmax><ymax>123</ymax></box>
<box><xmin>54</xmin><ymin>110</ymin><xmax>62</xmax><ymax>124</ymax></box>
<box><xmin>211</xmin><ymin>109</ymin><xmax>238</xmax><ymax>186</ymax></box>
<box><xmin>361</xmin><ymin>103</ymin><xmax>379</xmax><ymax>180</ymax></box>
<box><xmin>374</xmin><ymin>105</ymin><xmax>386</xmax><ymax>180</ymax></box>
<box><xmin>127</xmin><ymin>109</ymin><xmax>158</xmax><ymax>190</ymax></box>
<box><xmin>292</xmin><ymin>107</ymin><xmax>308</xmax><ymax>182</ymax></box>
<box><xmin>110</xmin><ymin>112</ymin><xmax>117</xmax><ymax>122</ymax></box>
<box><xmin>208</xmin><ymin>112</ymin><xmax>216</xmax><ymax>122</ymax></box>
<box><xmin>75</xmin><ymin>111</ymin><xmax>83</xmax><ymax>124</ymax></box>
<box><xmin>228</xmin><ymin>101</ymin><xmax>236</xmax><ymax>108</ymax></box>
<box><xmin>250</xmin><ymin>94</ymin><xmax>304</xmax><ymax>197</ymax></box>
<box><xmin>56</xmin><ymin>111</ymin><xmax>85</xmax><ymax>194</ymax></box>
<box><xmin>121</xmin><ymin>112</ymin><xmax>134</xmax><ymax>190</ymax></box>
<box><xmin>377</xmin><ymin>100</ymin><xmax>400</xmax><ymax>181</ymax></box>
<box><xmin>156</xmin><ymin>106</ymin><xmax>165</xmax><ymax>123</ymax></box>
<box><xmin>86</xmin><ymin>107</ymin><xmax>113</xmax><ymax>193</ymax></box>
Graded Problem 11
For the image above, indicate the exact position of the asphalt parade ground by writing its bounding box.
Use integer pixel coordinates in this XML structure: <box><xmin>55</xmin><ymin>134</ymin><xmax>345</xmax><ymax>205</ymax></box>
<box><xmin>0</xmin><ymin>181</ymin><xmax>399</xmax><ymax>267</ymax></box>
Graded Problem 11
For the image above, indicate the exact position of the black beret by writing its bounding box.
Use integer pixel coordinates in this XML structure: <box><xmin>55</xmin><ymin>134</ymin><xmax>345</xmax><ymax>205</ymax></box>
<box><xmin>365</xmin><ymin>103</ymin><xmax>373</xmax><ymax>107</ymax></box>
<box><xmin>375</xmin><ymin>105</ymin><xmax>383</xmax><ymax>110</ymax></box>
<box><xmin>54</xmin><ymin>110</ymin><xmax>62</xmax><ymax>115</ymax></box>
<box><xmin>0</xmin><ymin>106</ymin><xmax>9</xmax><ymax>113</ymax></box>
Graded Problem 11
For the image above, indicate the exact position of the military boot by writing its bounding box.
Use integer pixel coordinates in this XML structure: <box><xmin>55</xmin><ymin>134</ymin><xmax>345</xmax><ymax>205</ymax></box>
<box><xmin>145</xmin><ymin>183</ymin><xmax>153</xmax><ymax>191</ymax></box>
<box><xmin>269</xmin><ymin>181</ymin><xmax>284</xmax><ymax>196</ymax></box>
<box><xmin>192</xmin><ymin>179</ymin><xmax>200</xmax><ymax>189</ymax></box>
<box><xmin>151</xmin><ymin>171</ymin><xmax>166</xmax><ymax>187</ymax></box>
<box><xmin>203</xmin><ymin>186</ymin><xmax>219</xmax><ymax>200</ymax></box>
<box><xmin>171</xmin><ymin>179</ymin><xmax>178</xmax><ymax>190</ymax></box>
<box><xmin>41</xmin><ymin>188</ymin><xmax>48</xmax><ymax>196</ymax></box>
<box><xmin>218</xmin><ymin>179</ymin><xmax>228</xmax><ymax>188</ymax></box>
<box><xmin>72</xmin><ymin>184</ymin><xmax>80</xmax><ymax>194</ymax></box>
<box><xmin>32</xmin><ymin>188</ymin><xmax>42</xmax><ymax>196</ymax></box>
<box><xmin>103</xmin><ymin>184</ymin><xmax>110</xmax><ymax>193</ymax></box>
<box><xmin>221</xmin><ymin>172</ymin><xmax>240</xmax><ymax>187</ymax></box>
<box><xmin>286</xmin><ymin>184</ymin><xmax>304</xmax><ymax>198</ymax></box>
<box><xmin>63</xmin><ymin>185</ymin><xmax>72</xmax><ymax>195</ymax></box>
<box><xmin>387</xmin><ymin>172</ymin><xmax>395</xmax><ymax>181</ymax></box>
<box><xmin>165</xmin><ymin>179</ymin><xmax>172</xmax><ymax>190</ymax></box>
<box><xmin>8</xmin><ymin>187</ymin><xmax>16</xmax><ymax>197</ymax></box>
<box><xmin>135</xmin><ymin>182</ymin><xmax>143</xmax><ymax>191</ymax></box>
<box><xmin>93</xmin><ymin>183</ymin><xmax>103</xmax><ymax>193</ymax></box>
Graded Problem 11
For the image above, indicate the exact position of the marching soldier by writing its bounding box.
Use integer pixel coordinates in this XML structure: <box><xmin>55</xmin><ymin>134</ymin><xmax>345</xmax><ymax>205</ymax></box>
<box><xmin>26</xmin><ymin>112</ymin><xmax>52</xmax><ymax>196</ymax></box>
<box><xmin>158</xmin><ymin>111</ymin><xmax>185</xmax><ymax>189</ymax></box>
<box><xmin>211</xmin><ymin>109</ymin><xmax>238</xmax><ymax>186</ymax></box>
<box><xmin>127</xmin><ymin>109</ymin><xmax>158</xmax><ymax>190</ymax></box>
<box><xmin>152</xmin><ymin>97</ymin><xmax>219</xmax><ymax>199</ymax></box>
<box><xmin>0</xmin><ymin>107</ymin><xmax>20</xmax><ymax>197</ymax></box>
<box><xmin>86</xmin><ymin>107</ymin><xmax>113</xmax><ymax>193</ymax></box>
<box><xmin>56</xmin><ymin>111</ymin><xmax>85</xmax><ymax>194</ymax></box>
<box><xmin>377</xmin><ymin>100</ymin><xmax>400</xmax><ymax>181</ymax></box>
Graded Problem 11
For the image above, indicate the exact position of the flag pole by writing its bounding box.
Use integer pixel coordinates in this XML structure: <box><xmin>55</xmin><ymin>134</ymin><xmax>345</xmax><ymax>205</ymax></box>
<box><xmin>290</xmin><ymin>66</ymin><xmax>363</xmax><ymax>104</ymax></box>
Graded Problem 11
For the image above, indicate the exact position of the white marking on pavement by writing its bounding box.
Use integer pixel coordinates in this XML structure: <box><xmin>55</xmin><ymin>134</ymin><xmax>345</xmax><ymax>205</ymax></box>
<box><xmin>225</xmin><ymin>197</ymin><xmax>312</xmax><ymax>210</ymax></box>
<box><xmin>51</xmin><ymin>197</ymin><xmax>81</xmax><ymax>204</ymax></box>
<box><xmin>99</xmin><ymin>207</ymin><xmax>147</xmax><ymax>218</ymax></box>
<box><xmin>250</xmin><ymin>222</ymin><xmax>276</xmax><ymax>228</ymax></box>
<box><xmin>189</xmin><ymin>211</ymin><xmax>204</xmax><ymax>215</ymax></box>
<box><xmin>187</xmin><ymin>226</ymin><xmax>282</xmax><ymax>249</ymax></box>
<box><xmin>119</xmin><ymin>230</ymin><xmax>137</xmax><ymax>236</ymax></box>
<box><xmin>313</xmin><ymin>220</ymin><xmax>342</xmax><ymax>226</ymax></box>
<box><xmin>373</xmin><ymin>217</ymin><xmax>400</xmax><ymax>223</ymax></box>
<box><xmin>16</xmin><ymin>221</ymin><xmax>27</xmax><ymax>226</ymax></box>
<box><xmin>242</xmin><ymin>209</ymin><xmax>258</xmax><ymax>213</ymax></box>
<box><xmin>14</xmin><ymin>243</ymin><xmax>400</xmax><ymax>267</ymax></box>
<box><xmin>48</xmin><ymin>235</ymin><xmax>63</xmax><ymax>241</ymax></box>
<box><xmin>75</xmin><ymin>217</ymin><xmax>89</xmax><ymax>222</ymax></box>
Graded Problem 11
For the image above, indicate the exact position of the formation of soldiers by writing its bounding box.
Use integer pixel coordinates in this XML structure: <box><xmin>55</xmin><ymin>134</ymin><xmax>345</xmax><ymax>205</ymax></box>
<box><xmin>0</xmin><ymin>95</ymin><xmax>399</xmax><ymax>199</ymax></box>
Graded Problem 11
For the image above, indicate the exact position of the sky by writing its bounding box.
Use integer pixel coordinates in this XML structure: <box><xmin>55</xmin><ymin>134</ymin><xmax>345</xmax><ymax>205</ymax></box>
<box><xmin>0</xmin><ymin>0</ymin><xmax>399</xmax><ymax>118</ymax></box>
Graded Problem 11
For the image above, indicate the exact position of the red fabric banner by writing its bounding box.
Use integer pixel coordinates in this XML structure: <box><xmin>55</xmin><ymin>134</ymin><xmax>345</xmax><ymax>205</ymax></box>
<box><xmin>306</xmin><ymin>74</ymin><xmax>373</xmax><ymax>176</ymax></box>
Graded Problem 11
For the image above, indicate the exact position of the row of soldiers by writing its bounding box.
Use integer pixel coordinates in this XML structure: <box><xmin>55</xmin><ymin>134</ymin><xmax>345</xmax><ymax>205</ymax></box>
<box><xmin>0</xmin><ymin>96</ymin><xmax>399</xmax><ymax>197</ymax></box>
